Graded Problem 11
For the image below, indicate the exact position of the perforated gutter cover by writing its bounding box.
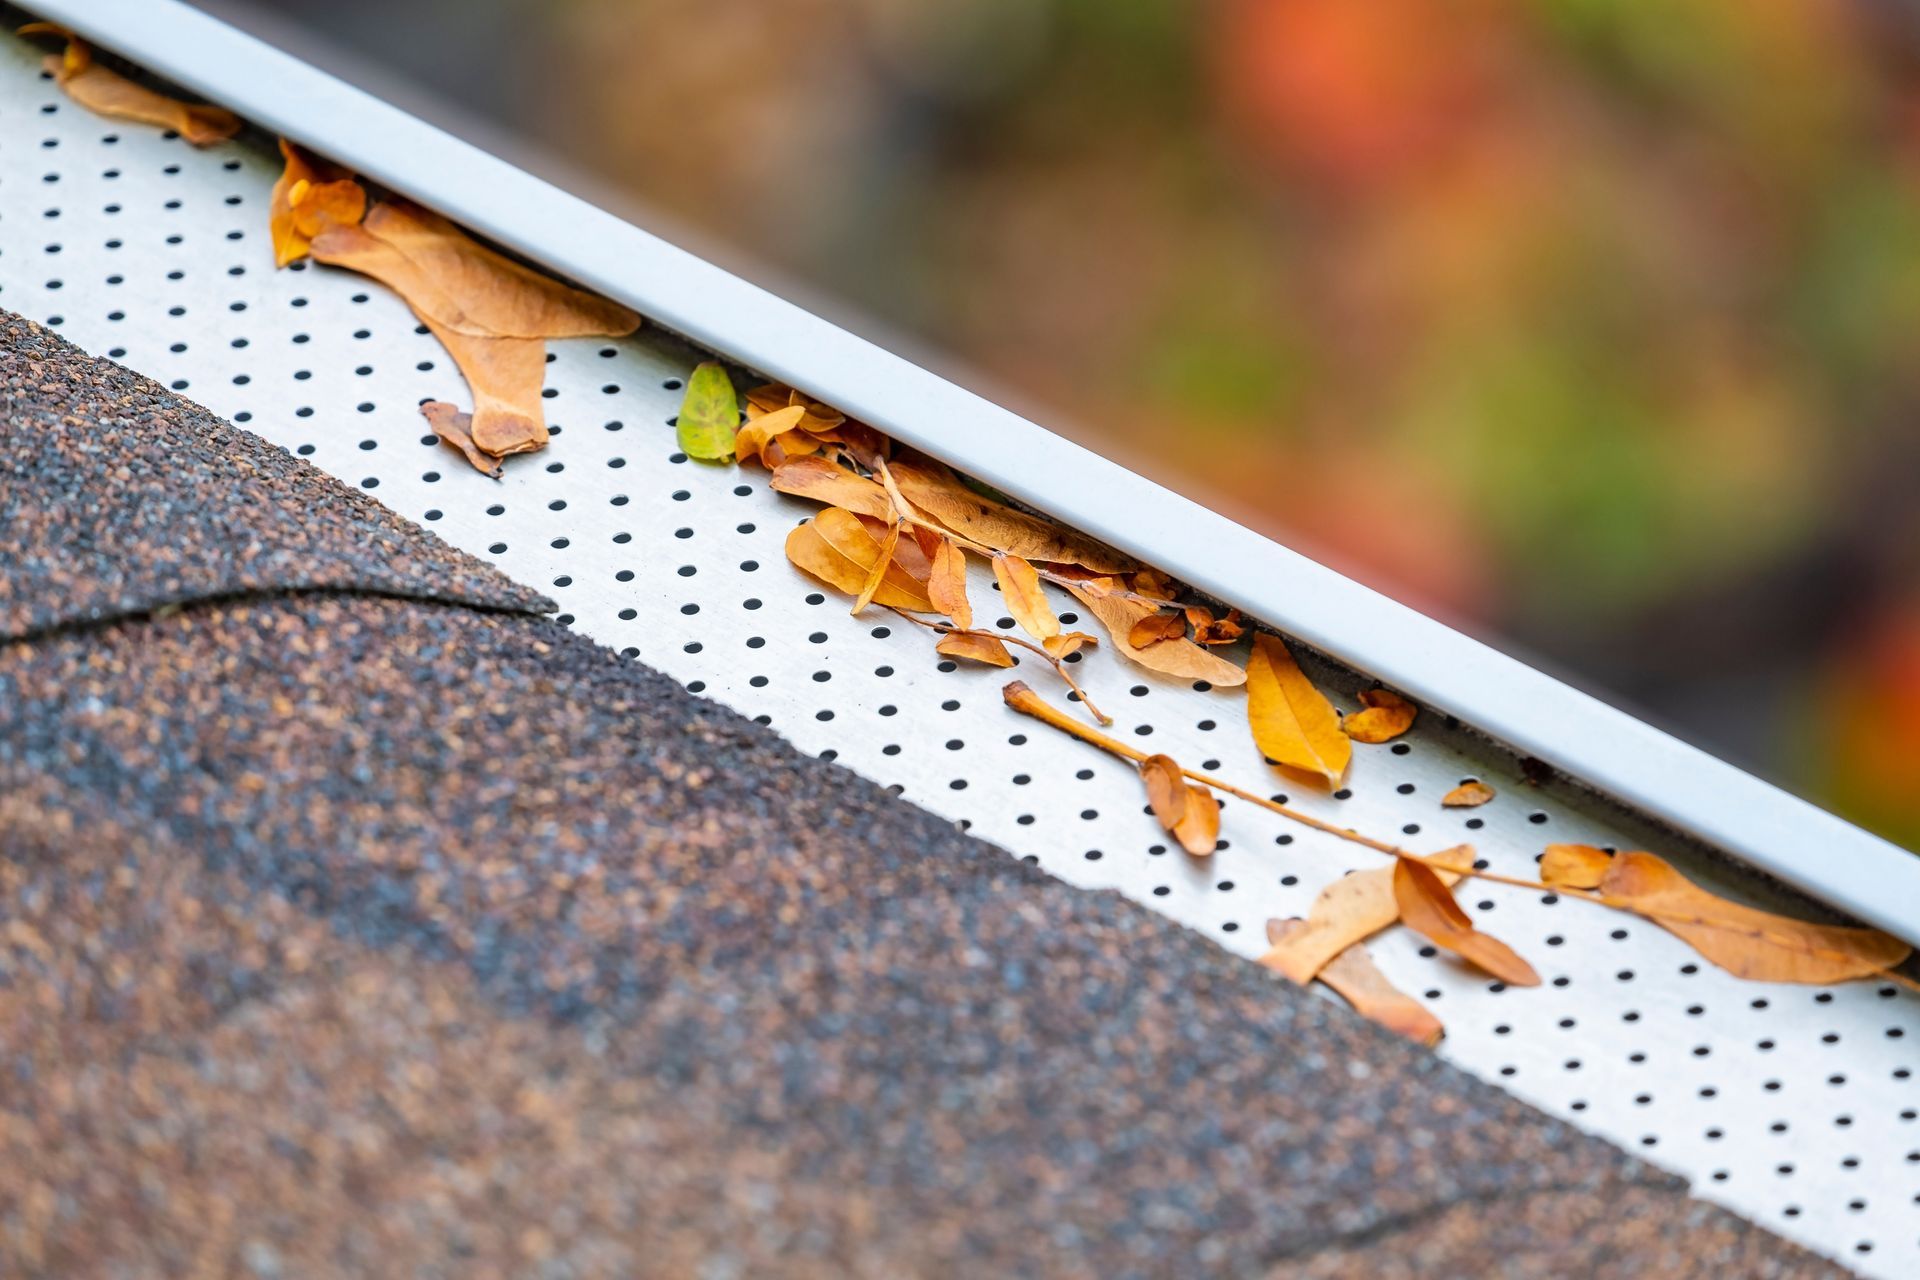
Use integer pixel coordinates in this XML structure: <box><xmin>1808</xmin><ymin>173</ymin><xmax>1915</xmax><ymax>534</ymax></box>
<box><xmin>2</xmin><ymin>2</ymin><xmax>1917</xmax><ymax>1273</ymax></box>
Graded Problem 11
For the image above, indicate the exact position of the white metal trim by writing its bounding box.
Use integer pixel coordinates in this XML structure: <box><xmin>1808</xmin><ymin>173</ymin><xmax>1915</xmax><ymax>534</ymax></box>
<box><xmin>24</xmin><ymin>0</ymin><xmax>1920</xmax><ymax>946</ymax></box>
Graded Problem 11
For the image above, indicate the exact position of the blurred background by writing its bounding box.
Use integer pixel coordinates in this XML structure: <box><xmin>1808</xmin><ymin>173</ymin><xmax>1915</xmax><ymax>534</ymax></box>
<box><xmin>224</xmin><ymin>0</ymin><xmax>1919</xmax><ymax>849</ymax></box>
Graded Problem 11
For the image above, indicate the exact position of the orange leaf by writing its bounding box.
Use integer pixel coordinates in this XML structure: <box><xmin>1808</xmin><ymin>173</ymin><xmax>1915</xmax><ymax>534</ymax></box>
<box><xmin>269</xmin><ymin>140</ymin><xmax>358</xmax><ymax>267</ymax></box>
<box><xmin>1257</xmin><ymin>846</ymin><xmax>1474</xmax><ymax>983</ymax></box>
<box><xmin>851</xmin><ymin>522</ymin><xmax>901</xmax><ymax>615</ymax></box>
<box><xmin>1246</xmin><ymin>633</ymin><xmax>1350</xmax><ymax>787</ymax></box>
<box><xmin>992</xmin><ymin>554</ymin><xmax>1059</xmax><ymax>644</ymax></box>
<box><xmin>289</xmin><ymin>178</ymin><xmax>367</xmax><ymax>241</ymax></box>
<box><xmin>1139</xmin><ymin>755</ymin><xmax>1219</xmax><ymax>856</ymax></box>
<box><xmin>420</xmin><ymin>401</ymin><xmax>501</xmax><ymax>479</ymax></box>
<box><xmin>769</xmin><ymin>456</ymin><xmax>894</xmax><ymax>521</ymax></box>
<box><xmin>889</xmin><ymin>456</ymin><xmax>1137</xmax><ymax>573</ymax></box>
<box><xmin>421</xmin><ymin>319</ymin><xmax>549</xmax><ymax>459</ymax></box>
<box><xmin>928</xmin><ymin>537</ymin><xmax>973</xmax><ymax>629</ymax></box>
<box><xmin>1187</xmin><ymin>606</ymin><xmax>1246</xmax><ymax>646</ymax></box>
<box><xmin>25</xmin><ymin>27</ymin><xmax>241</xmax><ymax>146</ymax></box>
<box><xmin>785</xmin><ymin>509</ymin><xmax>934</xmax><ymax>612</ymax></box>
<box><xmin>1043</xmin><ymin>631</ymin><xmax>1098</xmax><ymax>660</ymax></box>
<box><xmin>1543</xmin><ymin>849</ymin><xmax>1910</xmax><ymax>983</ymax></box>
<box><xmin>1392</xmin><ymin>858</ymin><xmax>1540</xmax><ymax>986</ymax></box>
<box><xmin>1267</xmin><ymin>920</ymin><xmax>1444</xmax><ymax>1047</ymax></box>
<box><xmin>1140</xmin><ymin>755</ymin><xmax>1189</xmax><ymax>829</ymax></box>
<box><xmin>936</xmin><ymin>631</ymin><xmax>1014</xmax><ymax>667</ymax></box>
<box><xmin>734</xmin><ymin>405</ymin><xmax>808</xmax><ymax>467</ymax></box>
<box><xmin>1441</xmin><ymin>780</ymin><xmax>1495</xmax><ymax>808</ymax></box>
<box><xmin>1128</xmin><ymin>612</ymin><xmax>1186</xmax><ymax>649</ymax></box>
<box><xmin>1538</xmin><ymin>843</ymin><xmax>1611</xmax><ymax>888</ymax></box>
<box><xmin>1343</xmin><ymin>688</ymin><xmax>1417</xmax><ymax>743</ymax></box>
<box><xmin>1065</xmin><ymin>584</ymin><xmax>1246</xmax><ymax>687</ymax></box>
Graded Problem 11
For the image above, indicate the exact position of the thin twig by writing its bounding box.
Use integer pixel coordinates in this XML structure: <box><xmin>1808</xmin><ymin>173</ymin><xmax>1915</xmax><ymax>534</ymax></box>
<box><xmin>1001</xmin><ymin>680</ymin><xmax>1914</xmax><ymax>986</ymax></box>
<box><xmin>892</xmin><ymin>611</ymin><xmax>1112</xmax><ymax>726</ymax></box>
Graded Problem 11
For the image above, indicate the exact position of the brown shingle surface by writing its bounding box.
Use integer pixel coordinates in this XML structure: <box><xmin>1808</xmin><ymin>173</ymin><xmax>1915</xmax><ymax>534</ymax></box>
<box><xmin>0</xmin><ymin>313</ymin><xmax>550</xmax><ymax>640</ymax></box>
<box><xmin>0</xmin><ymin>317</ymin><xmax>1841</xmax><ymax>1277</ymax></box>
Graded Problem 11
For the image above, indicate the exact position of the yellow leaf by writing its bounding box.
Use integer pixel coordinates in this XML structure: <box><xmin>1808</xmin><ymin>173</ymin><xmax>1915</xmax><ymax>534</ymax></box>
<box><xmin>1343</xmin><ymin>688</ymin><xmax>1417</xmax><ymax>744</ymax></box>
<box><xmin>1246</xmin><ymin>633</ymin><xmax>1350</xmax><ymax>786</ymax></box>
<box><xmin>1066</xmin><ymin>583</ymin><xmax>1246</xmax><ymax>687</ymax></box>
<box><xmin>24</xmin><ymin>27</ymin><xmax>240</xmax><ymax>146</ymax></box>
<box><xmin>992</xmin><ymin>554</ymin><xmax>1059</xmax><ymax>644</ymax></box>
<box><xmin>928</xmin><ymin>537</ymin><xmax>973</xmax><ymax>629</ymax></box>
<box><xmin>1128</xmin><ymin>612</ymin><xmax>1186</xmax><ymax>649</ymax></box>
<box><xmin>889</xmin><ymin>456</ymin><xmax>1137</xmax><ymax>573</ymax></box>
<box><xmin>1257</xmin><ymin>846</ymin><xmax>1474</xmax><ymax>983</ymax></box>
<box><xmin>1442</xmin><ymin>780</ymin><xmax>1495</xmax><ymax>808</ymax></box>
<box><xmin>676</xmin><ymin>361</ymin><xmax>739</xmax><ymax>462</ymax></box>
<box><xmin>1267</xmin><ymin>920</ymin><xmax>1444</xmax><ymax>1047</ymax></box>
<box><xmin>769</xmin><ymin>456</ymin><xmax>895</xmax><ymax>521</ymax></box>
<box><xmin>936</xmin><ymin>631</ymin><xmax>1014</xmax><ymax>667</ymax></box>
<box><xmin>1392</xmin><ymin>858</ymin><xmax>1541</xmax><ymax>986</ymax></box>
<box><xmin>1542</xmin><ymin>849</ymin><xmax>1910</xmax><ymax>983</ymax></box>
<box><xmin>785</xmin><ymin>509</ymin><xmax>933</xmax><ymax>612</ymax></box>
<box><xmin>733</xmin><ymin>404</ymin><xmax>807</xmax><ymax>467</ymax></box>
<box><xmin>851</xmin><ymin>522</ymin><xmax>902</xmax><ymax>615</ymax></box>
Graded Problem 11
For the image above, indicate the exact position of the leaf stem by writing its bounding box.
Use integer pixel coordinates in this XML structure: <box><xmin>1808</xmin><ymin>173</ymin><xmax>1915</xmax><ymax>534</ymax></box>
<box><xmin>893</xmin><ymin>613</ymin><xmax>1112</xmax><ymax>725</ymax></box>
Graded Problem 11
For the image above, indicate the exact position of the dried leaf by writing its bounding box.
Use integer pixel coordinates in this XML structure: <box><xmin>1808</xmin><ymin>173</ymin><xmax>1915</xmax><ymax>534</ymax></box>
<box><xmin>890</xmin><ymin>456</ymin><xmax>1137</xmax><ymax>573</ymax></box>
<box><xmin>851</xmin><ymin>522</ymin><xmax>902</xmax><ymax>615</ymax></box>
<box><xmin>1132</xmin><ymin>568</ymin><xmax>1180</xmax><ymax>602</ymax></box>
<box><xmin>1128</xmin><ymin>612</ymin><xmax>1186</xmax><ymax>649</ymax></box>
<box><xmin>785</xmin><ymin>509</ymin><xmax>934</xmax><ymax>612</ymax></box>
<box><xmin>1043</xmin><ymin>631</ymin><xmax>1098</xmax><ymax>660</ymax></box>
<box><xmin>1267</xmin><ymin>920</ymin><xmax>1444</xmax><ymax>1047</ymax></box>
<box><xmin>928</xmin><ymin>538</ymin><xmax>973</xmax><ymax>629</ymax></box>
<box><xmin>420</xmin><ymin>400</ymin><xmax>501</xmax><ymax>479</ymax></box>
<box><xmin>1442</xmin><ymin>780</ymin><xmax>1496</xmax><ymax>808</ymax></box>
<box><xmin>1187</xmin><ymin>606</ymin><xmax>1246</xmax><ymax>646</ymax></box>
<box><xmin>349</xmin><ymin>201</ymin><xmax>639</xmax><ymax>339</ymax></box>
<box><xmin>1138</xmin><ymin>754</ymin><xmax>1218</xmax><ymax>856</ymax></box>
<box><xmin>734</xmin><ymin>404</ymin><xmax>808</xmax><ymax>467</ymax></box>
<box><xmin>1140</xmin><ymin>755</ymin><xmax>1189</xmax><ymax>829</ymax></box>
<box><xmin>1343</xmin><ymin>688</ymin><xmax>1417</xmax><ymax>744</ymax></box>
<box><xmin>24</xmin><ymin>27</ymin><xmax>241</xmax><ymax>146</ymax></box>
<box><xmin>992</xmin><ymin>554</ymin><xmax>1059</xmax><ymax>644</ymax></box>
<box><xmin>675</xmin><ymin>361</ymin><xmax>739</xmax><ymax>462</ymax></box>
<box><xmin>1246</xmin><ymin>633</ymin><xmax>1350</xmax><ymax>787</ymax></box>
<box><xmin>288</xmin><ymin>178</ymin><xmax>367</xmax><ymax>241</ymax></box>
<box><xmin>744</xmin><ymin>382</ymin><xmax>793</xmax><ymax>415</ymax></box>
<box><xmin>269</xmin><ymin>140</ymin><xmax>357</xmax><ymax>267</ymax></box>
<box><xmin>1539</xmin><ymin>843</ymin><xmax>1611</xmax><ymax>888</ymax></box>
<box><xmin>769</xmin><ymin>456</ymin><xmax>895</xmax><ymax>521</ymax></box>
<box><xmin>1257</xmin><ymin>846</ymin><xmax>1475</xmax><ymax>983</ymax></box>
<box><xmin>1393</xmin><ymin>857</ymin><xmax>1541</xmax><ymax>986</ymax></box>
<box><xmin>1066</xmin><ymin>583</ymin><xmax>1247</xmax><ymax>687</ymax></box>
<box><xmin>1541</xmin><ymin>849</ymin><xmax>1910</xmax><ymax>983</ymax></box>
<box><xmin>421</xmin><ymin>319</ymin><xmax>548</xmax><ymax>458</ymax></box>
<box><xmin>936</xmin><ymin>631</ymin><xmax>1015</xmax><ymax>667</ymax></box>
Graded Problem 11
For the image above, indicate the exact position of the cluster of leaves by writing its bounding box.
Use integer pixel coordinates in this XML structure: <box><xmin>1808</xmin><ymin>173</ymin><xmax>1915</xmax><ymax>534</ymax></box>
<box><xmin>680</xmin><ymin>360</ymin><xmax>1915</xmax><ymax>1044</ymax></box>
<box><xmin>26</xmin><ymin>24</ymin><xmax>641</xmax><ymax>474</ymax></box>
<box><xmin>32</xmin><ymin>19</ymin><xmax>1912</xmax><ymax>1051</ymax></box>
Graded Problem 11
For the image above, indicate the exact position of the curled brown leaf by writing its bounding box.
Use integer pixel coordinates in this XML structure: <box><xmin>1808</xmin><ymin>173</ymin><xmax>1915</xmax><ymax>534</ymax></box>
<box><xmin>992</xmin><ymin>554</ymin><xmax>1060</xmax><ymax>644</ymax></box>
<box><xmin>1257</xmin><ymin>846</ymin><xmax>1475</xmax><ymax>984</ymax></box>
<box><xmin>935</xmin><ymin>631</ymin><xmax>1015</xmax><ymax>667</ymax></box>
<box><xmin>1066</xmin><ymin>583</ymin><xmax>1246</xmax><ymax>687</ymax></box>
<box><xmin>1393</xmin><ymin>857</ymin><xmax>1541</xmax><ymax>986</ymax></box>
<box><xmin>24</xmin><ymin>26</ymin><xmax>241</xmax><ymax>146</ymax></box>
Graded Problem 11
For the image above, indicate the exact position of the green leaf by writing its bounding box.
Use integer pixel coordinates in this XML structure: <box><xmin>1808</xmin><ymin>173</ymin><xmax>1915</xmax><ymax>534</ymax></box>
<box><xmin>676</xmin><ymin>361</ymin><xmax>739</xmax><ymax>462</ymax></box>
